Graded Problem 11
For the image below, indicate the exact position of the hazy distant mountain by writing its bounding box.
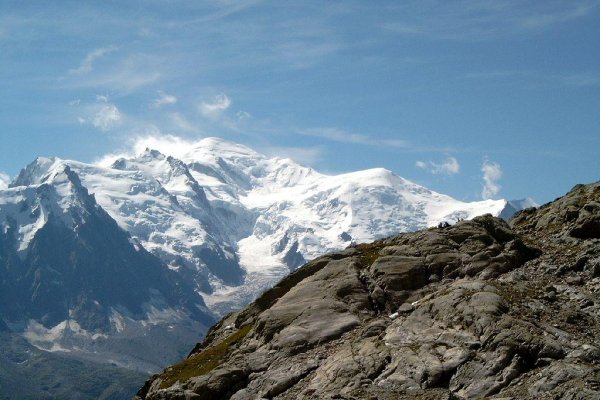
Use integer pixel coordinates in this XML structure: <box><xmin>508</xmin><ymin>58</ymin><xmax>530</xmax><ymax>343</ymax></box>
<box><xmin>0</xmin><ymin>330</ymin><xmax>146</xmax><ymax>400</ymax></box>
<box><xmin>499</xmin><ymin>198</ymin><xmax>539</xmax><ymax>220</ymax></box>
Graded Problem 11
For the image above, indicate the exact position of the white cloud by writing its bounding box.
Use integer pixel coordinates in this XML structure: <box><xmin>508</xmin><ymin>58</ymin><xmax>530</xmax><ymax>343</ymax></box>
<box><xmin>77</xmin><ymin>96</ymin><xmax>122</xmax><ymax>131</ymax></box>
<box><xmin>152</xmin><ymin>91</ymin><xmax>178</xmax><ymax>108</ymax></box>
<box><xmin>416</xmin><ymin>156</ymin><xmax>460</xmax><ymax>175</ymax></box>
<box><xmin>481</xmin><ymin>160</ymin><xmax>502</xmax><ymax>200</ymax></box>
<box><xmin>92</xmin><ymin>103</ymin><xmax>121</xmax><ymax>131</ymax></box>
<box><xmin>93</xmin><ymin>134</ymin><xmax>187</xmax><ymax>167</ymax></box>
<box><xmin>95</xmin><ymin>134</ymin><xmax>324</xmax><ymax>170</ymax></box>
<box><xmin>199</xmin><ymin>94</ymin><xmax>231</xmax><ymax>117</ymax></box>
<box><xmin>0</xmin><ymin>172</ymin><xmax>10</xmax><ymax>189</ymax></box>
<box><xmin>68</xmin><ymin>46</ymin><xmax>117</xmax><ymax>75</ymax></box>
<box><xmin>94</xmin><ymin>151</ymin><xmax>131</xmax><ymax>168</ymax></box>
<box><xmin>130</xmin><ymin>134</ymin><xmax>198</xmax><ymax>159</ymax></box>
<box><xmin>299</xmin><ymin>127</ymin><xmax>408</xmax><ymax>149</ymax></box>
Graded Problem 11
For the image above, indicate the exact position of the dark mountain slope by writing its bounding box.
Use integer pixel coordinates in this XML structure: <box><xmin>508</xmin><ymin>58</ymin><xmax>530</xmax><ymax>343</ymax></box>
<box><xmin>0</xmin><ymin>166</ymin><xmax>212</xmax><ymax>330</ymax></box>
<box><xmin>136</xmin><ymin>181</ymin><xmax>600</xmax><ymax>400</ymax></box>
<box><xmin>0</xmin><ymin>330</ymin><xmax>146</xmax><ymax>400</ymax></box>
<box><xmin>0</xmin><ymin>165</ymin><xmax>217</xmax><ymax>398</ymax></box>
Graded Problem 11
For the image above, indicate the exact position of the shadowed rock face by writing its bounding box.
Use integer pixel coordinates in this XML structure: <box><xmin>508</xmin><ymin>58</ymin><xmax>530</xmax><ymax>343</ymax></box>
<box><xmin>136</xmin><ymin>181</ymin><xmax>600</xmax><ymax>400</ymax></box>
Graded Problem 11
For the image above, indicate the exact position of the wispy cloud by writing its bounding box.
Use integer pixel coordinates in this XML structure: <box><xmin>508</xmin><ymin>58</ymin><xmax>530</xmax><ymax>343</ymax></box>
<box><xmin>171</xmin><ymin>4</ymin><xmax>342</xmax><ymax>71</ymax></box>
<box><xmin>199</xmin><ymin>94</ymin><xmax>232</xmax><ymax>117</ymax></box>
<box><xmin>463</xmin><ymin>70</ymin><xmax>533</xmax><ymax>80</ymax></box>
<box><xmin>68</xmin><ymin>46</ymin><xmax>117</xmax><ymax>75</ymax></box>
<box><xmin>264</xmin><ymin>145</ymin><xmax>324</xmax><ymax>165</ymax></box>
<box><xmin>519</xmin><ymin>3</ymin><xmax>596</xmax><ymax>29</ymax></box>
<box><xmin>561</xmin><ymin>72</ymin><xmax>600</xmax><ymax>87</ymax></box>
<box><xmin>298</xmin><ymin>127</ymin><xmax>408</xmax><ymax>149</ymax></box>
<box><xmin>481</xmin><ymin>159</ymin><xmax>502</xmax><ymax>199</ymax></box>
<box><xmin>63</xmin><ymin>53</ymin><xmax>162</xmax><ymax>93</ymax></box>
<box><xmin>0</xmin><ymin>172</ymin><xmax>10</xmax><ymax>189</ymax></box>
<box><xmin>96</xmin><ymin>134</ymin><xmax>247</xmax><ymax>168</ymax></box>
<box><xmin>464</xmin><ymin>69</ymin><xmax>600</xmax><ymax>88</ymax></box>
<box><xmin>94</xmin><ymin>152</ymin><xmax>130</xmax><ymax>168</ymax></box>
<box><xmin>268</xmin><ymin>41</ymin><xmax>340</xmax><ymax>70</ymax></box>
<box><xmin>77</xmin><ymin>96</ymin><xmax>122</xmax><ymax>131</ymax></box>
<box><xmin>236</xmin><ymin>110</ymin><xmax>251</xmax><ymax>120</ymax></box>
<box><xmin>416</xmin><ymin>156</ymin><xmax>460</xmax><ymax>175</ymax></box>
<box><xmin>94</xmin><ymin>133</ymin><xmax>187</xmax><ymax>167</ymax></box>
<box><xmin>176</xmin><ymin>0</ymin><xmax>265</xmax><ymax>25</ymax></box>
<box><xmin>168</xmin><ymin>112</ymin><xmax>198</xmax><ymax>133</ymax></box>
<box><xmin>94</xmin><ymin>133</ymin><xmax>325</xmax><ymax>169</ymax></box>
<box><xmin>381</xmin><ymin>1</ymin><xmax>599</xmax><ymax>41</ymax></box>
<box><xmin>92</xmin><ymin>103</ymin><xmax>121</xmax><ymax>131</ymax></box>
<box><xmin>152</xmin><ymin>90</ymin><xmax>178</xmax><ymax>108</ymax></box>
<box><xmin>129</xmin><ymin>135</ymin><xmax>204</xmax><ymax>159</ymax></box>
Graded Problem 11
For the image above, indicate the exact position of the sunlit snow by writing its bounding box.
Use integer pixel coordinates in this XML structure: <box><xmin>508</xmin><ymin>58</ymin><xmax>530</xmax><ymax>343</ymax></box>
<box><xmin>1</xmin><ymin>137</ymin><xmax>507</xmax><ymax>315</ymax></box>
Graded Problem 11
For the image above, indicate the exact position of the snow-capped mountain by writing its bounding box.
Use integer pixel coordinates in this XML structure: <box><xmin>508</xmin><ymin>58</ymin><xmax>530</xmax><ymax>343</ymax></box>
<box><xmin>0</xmin><ymin>136</ymin><xmax>517</xmax><ymax>377</ymax></box>
<box><xmin>499</xmin><ymin>197</ymin><xmax>539</xmax><ymax>220</ymax></box>
<box><xmin>0</xmin><ymin>162</ymin><xmax>214</xmax><ymax>372</ymax></box>
<box><xmin>5</xmin><ymin>138</ymin><xmax>512</xmax><ymax>313</ymax></box>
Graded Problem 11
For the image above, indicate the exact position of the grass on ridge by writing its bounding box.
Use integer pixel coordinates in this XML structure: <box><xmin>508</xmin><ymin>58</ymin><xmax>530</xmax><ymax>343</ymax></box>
<box><xmin>159</xmin><ymin>324</ymin><xmax>252</xmax><ymax>389</ymax></box>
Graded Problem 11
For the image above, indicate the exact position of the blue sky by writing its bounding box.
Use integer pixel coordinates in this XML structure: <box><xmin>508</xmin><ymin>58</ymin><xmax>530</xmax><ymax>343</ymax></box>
<box><xmin>0</xmin><ymin>0</ymin><xmax>598</xmax><ymax>203</ymax></box>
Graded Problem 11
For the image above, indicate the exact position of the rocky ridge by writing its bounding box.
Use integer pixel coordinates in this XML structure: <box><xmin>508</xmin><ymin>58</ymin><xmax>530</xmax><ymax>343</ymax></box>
<box><xmin>136</xmin><ymin>181</ymin><xmax>600</xmax><ymax>400</ymax></box>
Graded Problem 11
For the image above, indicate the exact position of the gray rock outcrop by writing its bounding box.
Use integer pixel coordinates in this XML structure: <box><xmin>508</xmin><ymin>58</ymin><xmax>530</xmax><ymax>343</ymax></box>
<box><xmin>136</xmin><ymin>181</ymin><xmax>600</xmax><ymax>400</ymax></box>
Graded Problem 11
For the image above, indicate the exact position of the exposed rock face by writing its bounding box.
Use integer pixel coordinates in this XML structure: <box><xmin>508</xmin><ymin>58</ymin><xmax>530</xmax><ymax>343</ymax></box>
<box><xmin>136</xmin><ymin>181</ymin><xmax>600</xmax><ymax>400</ymax></box>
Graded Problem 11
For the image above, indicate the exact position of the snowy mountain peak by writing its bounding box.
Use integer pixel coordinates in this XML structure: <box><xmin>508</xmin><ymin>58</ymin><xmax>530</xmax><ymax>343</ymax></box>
<box><xmin>0</xmin><ymin>164</ymin><xmax>99</xmax><ymax>256</ymax></box>
<box><xmin>0</xmin><ymin>137</ymin><xmax>539</xmax><ymax>380</ymax></box>
<box><xmin>143</xmin><ymin>147</ymin><xmax>166</xmax><ymax>159</ymax></box>
<box><xmin>10</xmin><ymin>156</ymin><xmax>61</xmax><ymax>187</ymax></box>
<box><xmin>1</xmin><ymin>137</ymin><xmax>521</xmax><ymax>315</ymax></box>
<box><xmin>191</xmin><ymin>137</ymin><xmax>262</xmax><ymax>160</ymax></box>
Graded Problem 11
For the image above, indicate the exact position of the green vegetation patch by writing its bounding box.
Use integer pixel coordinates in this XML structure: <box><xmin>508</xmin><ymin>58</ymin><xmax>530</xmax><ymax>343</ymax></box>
<box><xmin>355</xmin><ymin>242</ymin><xmax>385</xmax><ymax>267</ymax></box>
<box><xmin>490</xmin><ymin>281</ymin><xmax>539</xmax><ymax>306</ymax></box>
<box><xmin>159</xmin><ymin>324</ymin><xmax>252</xmax><ymax>389</ymax></box>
